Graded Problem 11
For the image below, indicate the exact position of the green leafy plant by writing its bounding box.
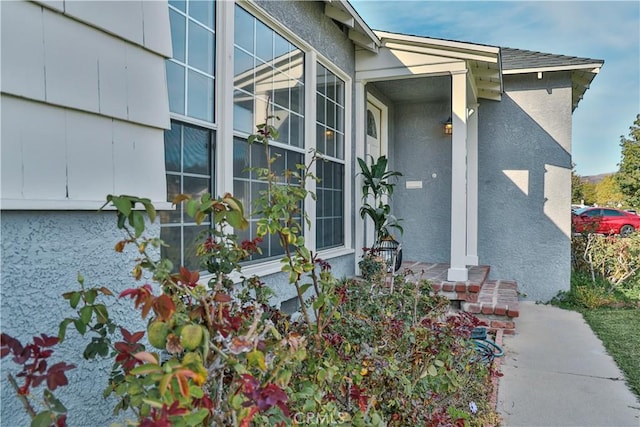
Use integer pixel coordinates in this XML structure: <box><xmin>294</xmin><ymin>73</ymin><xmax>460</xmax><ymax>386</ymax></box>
<box><xmin>3</xmin><ymin>116</ymin><xmax>499</xmax><ymax>426</ymax></box>
<box><xmin>358</xmin><ymin>155</ymin><xmax>403</xmax><ymax>241</ymax></box>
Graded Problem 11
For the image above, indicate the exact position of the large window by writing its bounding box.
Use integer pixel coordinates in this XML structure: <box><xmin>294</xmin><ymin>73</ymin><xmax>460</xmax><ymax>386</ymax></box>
<box><xmin>162</xmin><ymin>0</ymin><xmax>216</xmax><ymax>271</ymax></box>
<box><xmin>166</xmin><ymin>0</ymin><xmax>216</xmax><ymax>122</ymax></box>
<box><xmin>232</xmin><ymin>5</ymin><xmax>306</xmax><ymax>261</ymax></box>
<box><xmin>316</xmin><ymin>64</ymin><xmax>346</xmax><ymax>249</ymax></box>
<box><xmin>160</xmin><ymin>121</ymin><xmax>215</xmax><ymax>271</ymax></box>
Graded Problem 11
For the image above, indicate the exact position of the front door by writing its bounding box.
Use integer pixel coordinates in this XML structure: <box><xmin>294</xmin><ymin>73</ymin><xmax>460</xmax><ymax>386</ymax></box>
<box><xmin>365</xmin><ymin>96</ymin><xmax>388</xmax><ymax>249</ymax></box>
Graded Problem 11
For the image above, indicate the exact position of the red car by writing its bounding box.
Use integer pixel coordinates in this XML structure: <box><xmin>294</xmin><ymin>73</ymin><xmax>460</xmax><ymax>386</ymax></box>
<box><xmin>572</xmin><ymin>207</ymin><xmax>640</xmax><ymax>237</ymax></box>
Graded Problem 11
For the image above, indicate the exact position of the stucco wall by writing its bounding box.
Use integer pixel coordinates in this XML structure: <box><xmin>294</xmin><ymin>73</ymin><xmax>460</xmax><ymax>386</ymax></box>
<box><xmin>477</xmin><ymin>72</ymin><xmax>573</xmax><ymax>301</ymax></box>
<box><xmin>391</xmin><ymin>100</ymin><xmax>454</xmax><ymax>263</ymax></box>
<box><xmin>1</xmin><ymin>212</ymin><xmax>156</xmax><ymax>426</ymax></box>
<box><xmin>387</xmin><ymin>71</ymin><xmax>573</xmax><ymax>302</ymax></box>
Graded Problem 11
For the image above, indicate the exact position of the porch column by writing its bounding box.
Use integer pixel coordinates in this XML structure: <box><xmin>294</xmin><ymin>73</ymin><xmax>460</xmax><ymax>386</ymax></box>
<box><xmin>448</xmin><ymin>70</ymin><xmax>468</xmax><ymax>281</ymax></box>
<box><xmin>466</xmin><ymin>103</ymin><xmax>479</xmax><ymax>265</ymax></box>
<box><xmin>354</xmin><ymin>80</ymin><xmax>367</xmax><ymax>275</ymax></box>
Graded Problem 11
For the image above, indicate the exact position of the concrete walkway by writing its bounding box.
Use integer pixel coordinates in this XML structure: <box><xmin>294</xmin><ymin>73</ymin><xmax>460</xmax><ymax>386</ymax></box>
<box><xmin>497</xmin><ymin>301</ymin><xmax>640</xmax><ymax>426</ymax></box>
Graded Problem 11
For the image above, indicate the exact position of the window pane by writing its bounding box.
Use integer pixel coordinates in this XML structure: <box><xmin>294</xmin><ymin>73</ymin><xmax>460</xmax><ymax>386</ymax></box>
<box><xmin>290</xmin><ymin>113</ymin><xmax>303</xmax><ymax>148</ymax></box>
<box><xmin>273</xmin><ymin>106</ymin><xmax>289</xmax><ymax>145</ymax></box>
<box><xmin>290</xmin><ymin>51</ymin><xmax>304</xmax><ymax>81</ymax></box>
<box><xmin>188</xmin><ymin>22</ymin><xmax>214</xmax><ymax>75</ymax></box>
<box><xmin>335</xmin><ymin>132</ymin><xmax>344</xmax><ymax>161</ymax></box>
<box><xmin>161</xmin><ymin>121</ymin><xmax>214</xmax><ymax>271</ymax></box>
<box><xmin>184</xmin><ymin>225</ymin><xmax>209</xmax><ymax>271</ymax></box>
<box><xmin>233</xmin><ymin>180</ymin><xmax>250</xmax><ymax>216</ymax></box>
<box><xmin>255</xmin><ymin>20</ymin><xmax>273</xmax><ymax>62</ymax></box>
<box><xmin>274</xmin><ymin>33</ymin><xmax>289</xmax><ymax>60</ymax></box>
<box><xmin>234</xmin><ymin>48</ymin><xmax>255</xmax><ymax>91</ymax></box>
<box><xmin>189</xmin><ymin>0</ymin><xmax>214</xmax><ymax>29</ymax></box>
<box><xmin>233</xmin><ymin>137</ymin><xmax>250</xmax><ymax>179</ymax></box>
<box><xmin>164</xmin><ymin>122</ymin><xmax>182</xmax><ymax>172</ymax></box>
<box><xmin>183</xmin><ymin>125</ymin><xmax>210</xmax><ymax>174</ymax></box>
<box><xmin>234</xmin><ymin>6</ymin><xmax>254</xmax><ymax>53</ymax></box>
<box><xmin>316</xmin><ymin>64</ymin><xmax>326</xmax><ymax>96</ymax></box>
<box><xmin>169</xmin><ymin>0</ymin><xmax>186</xmax><ymax>12</ymax></box>
<box><xmin>167</xmin><ymin>62</ymin><xmax>185</xmax><ymax>115</ymax></box>
<box><xmin>291</xmin><ymin>82</ymin><xmax>303</xmax><ymax>114</ymax></box>
<box><xmin>163</xmin><ymin>174</ymin><xmax>182</xmax><ymax>223</ymax></box>
<box><xmin>316</xmin><ymin>124</ymin><xmax>326</xmax><ymax>155</ymax></box>
<box><xmin>160</xmin><ymin>226</ymin><xmax>182</xmax><ymax>272</ymax></box>
<box><xmin>187</xmin><ymin>70</ymin><xmax>214</xmax><ymax>122</ymax></box>
<box><xmin>326</xmin><ymin>101</ymin><xmax>336</xmax><ymax>128</ymax></box>
<box><xmin>234</xmin><ymin>90</ymin><xmax>254</xmax><ymax>133</ymax></box>
<box><xmin>169</xmin><ymin>9</ymin><xmax>186</xmax><ymax>62</ymax></box>
<box><xmin>316</xmin><ymin>159</ymin><xmax>344</xmax><ymax>250</ymax></box>
<box><xmin>183</xmin><ymin>176</ymin><xmax>210</xmax><ymax>200</ymax></box>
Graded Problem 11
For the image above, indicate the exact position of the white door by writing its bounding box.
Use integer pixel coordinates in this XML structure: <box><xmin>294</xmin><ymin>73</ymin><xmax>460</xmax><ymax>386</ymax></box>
<box><xmin>364</xmin><ymin>97</ymin><xmax>388</xmax><ymax>249</ymax></box>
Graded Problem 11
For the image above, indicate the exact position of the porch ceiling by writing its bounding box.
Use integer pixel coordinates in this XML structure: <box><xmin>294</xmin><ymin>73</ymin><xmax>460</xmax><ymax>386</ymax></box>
<box><xmin>369</xmin><ymin>75</ymin><xmax>451</xmax><ymax>103</ymax></box>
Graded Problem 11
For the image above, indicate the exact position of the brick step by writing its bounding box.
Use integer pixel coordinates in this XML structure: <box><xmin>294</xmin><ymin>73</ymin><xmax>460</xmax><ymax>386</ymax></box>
<box><xmin>399</xmin><ymin>262</ymin><xmax>489</xmax><ymax>302</ymax></box>
<box><xmin>461</xmin><ymin>280</ymin><xmax>519</xmax><ymax>335</ymax></box>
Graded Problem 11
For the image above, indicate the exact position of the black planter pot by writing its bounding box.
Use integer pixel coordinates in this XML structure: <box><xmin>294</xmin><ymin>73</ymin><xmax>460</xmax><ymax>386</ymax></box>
<box><xmin>373</xmin><ymin>238</ymin><xmax>402</xmax><ymax>273</ymax></box>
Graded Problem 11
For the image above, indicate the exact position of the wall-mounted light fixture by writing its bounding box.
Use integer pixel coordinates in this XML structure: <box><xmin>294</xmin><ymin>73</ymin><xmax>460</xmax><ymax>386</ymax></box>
<box><xmin>443</xmin><ymin>117</ymin><xmax>453</xmax><ymax>135</ymax></box>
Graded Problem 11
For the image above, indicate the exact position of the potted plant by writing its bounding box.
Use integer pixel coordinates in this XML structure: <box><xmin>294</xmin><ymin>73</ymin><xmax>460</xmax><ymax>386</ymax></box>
<box><xmin>358</xmin><ymin>155</ymin><xmax>403</xmax><ymax>272</ymax></box>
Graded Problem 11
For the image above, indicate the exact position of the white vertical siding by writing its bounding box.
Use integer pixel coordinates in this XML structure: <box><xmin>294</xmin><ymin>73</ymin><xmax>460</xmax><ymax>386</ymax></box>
<box><xmin>1</xmin><ymin>0</ymin><xmax>172</xmax><ymax>209</ymax></box>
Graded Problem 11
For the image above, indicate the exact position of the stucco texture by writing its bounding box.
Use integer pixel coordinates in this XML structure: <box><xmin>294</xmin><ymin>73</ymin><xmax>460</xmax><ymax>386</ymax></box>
<box><xmin>477</xmin><ymin>73</ymin><xmax>573</xmax><ymax>301</ymax></box>
<box><xmin>386</xmin><ymin>72</ymin><xmax>573</xmax><ymax>302</ymax></box>
<box><xmin>1</xmin><ymin>211</ymin><xmax>156</xmax><ymax>425</ymax></box>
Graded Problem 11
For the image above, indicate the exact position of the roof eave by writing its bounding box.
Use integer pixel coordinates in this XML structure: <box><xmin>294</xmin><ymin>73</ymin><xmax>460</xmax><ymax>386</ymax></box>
<box><xmin>324</xmin><ymin>1</ymin><xmax>380</xmax><ymax>52</ymax></box>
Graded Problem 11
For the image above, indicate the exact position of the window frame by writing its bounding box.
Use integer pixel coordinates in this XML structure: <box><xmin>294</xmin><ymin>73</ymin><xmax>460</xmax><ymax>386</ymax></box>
<box><xmin>163</xmin><ymin>0</ymin><xmax>354</xmax><ymax>279</ymax></box>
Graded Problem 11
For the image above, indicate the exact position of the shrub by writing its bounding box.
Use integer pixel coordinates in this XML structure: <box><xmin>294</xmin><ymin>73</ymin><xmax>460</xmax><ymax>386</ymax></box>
<box><xmin>571</xmin><ymin>233</ymin><xmax>640</xmax><ymax>302</ymax></box>
<box><xmin>2</xmin><ymin>116</ymin><xmax>498</xmax><ymax>426</ymax></box>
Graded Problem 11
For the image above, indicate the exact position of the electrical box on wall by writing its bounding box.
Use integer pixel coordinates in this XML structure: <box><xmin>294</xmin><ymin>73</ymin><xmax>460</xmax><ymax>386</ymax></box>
<box><xmin>406</xmin><ymin>180</ymin><xmax>423</xmax><ymax>189</ymax></box>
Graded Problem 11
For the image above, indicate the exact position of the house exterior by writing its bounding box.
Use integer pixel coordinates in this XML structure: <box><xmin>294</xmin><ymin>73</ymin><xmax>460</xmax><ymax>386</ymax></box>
<box><xmin>0</xmin><ymin>0</ymin><xmax>602</xmax><ymax>424</ymax></box>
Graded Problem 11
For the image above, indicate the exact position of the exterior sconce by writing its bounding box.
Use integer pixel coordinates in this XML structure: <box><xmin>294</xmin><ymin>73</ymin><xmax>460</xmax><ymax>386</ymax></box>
<box><xmin>443</xmin><ymin>117</ymin><xmax>453</xmax><ymax>135</ymax></box>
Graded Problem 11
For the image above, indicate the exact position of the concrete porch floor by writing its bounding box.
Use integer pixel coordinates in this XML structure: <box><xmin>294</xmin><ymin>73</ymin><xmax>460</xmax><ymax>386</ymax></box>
<box><xmin>398</xmin><ymin>261</ymin><xmax>489</xmax><ymax>289</ymax></box>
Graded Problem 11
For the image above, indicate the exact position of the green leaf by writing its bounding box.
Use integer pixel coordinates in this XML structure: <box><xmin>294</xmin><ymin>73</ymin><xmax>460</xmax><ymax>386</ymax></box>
<box><xmin>131</xmin><ymin>211</ymin><xmax>145</xmax><ymax>237</ymax></box>
<box><xmin>43</xmin><ymin>389</ymin><xmax>67</xmax><ymax>413</ymax></box>
<box><xmin>112</xmin><ymin>197</ymin><xmax>132</xmax><ymax>216</ymax></box>
<box><xmin>69</xmin><ymin>292</ymin><xmax>82</xmax><ymax>309</ymax></box>
<box><xmin>85</xmin><ymin>289</ymin><xmax>97</xmax><ymax>305</ymax></box>
<box><xmin>299</xmin><ymin>283</ymin><xmax>312</xmax><ymax>295</ymax></box>
<box><xmin>74</xmin><ymin>318</ymin><xmax>87</xmax><ymax>335</ymax></box>
<box><xmin>117</xmin><ymin>213</ymin><xmax>127</xmax><ymax>229</ymax></box>
<box><xmin>184</xmin><ymin>409</ymin><xmax>210</xmax><ymax>426</ymax></box>
<box><xmin>143</xmin><ymin>201</ymin><xmax>157</xmax><ymax>223</ymax></box>
<box><xmin>130</xmin><ymin>364</ymin><xmax>163</xmax><ymax>376</ymax></box>
<box><xmin>93</xmin><ymin>304</ymin><xmax>109</xmax><ymax>324</ymax></box>
<box><xmin>247</xmin><ymin>349</ymin><xmax>267</xmax><ymax>371</ymax></box>
<box><xmin>31</xmin><ymin>411</ymin><xmax>55</xmax><ymax>427</ymax></box>
<box><xmin>427</xmin><ymin>364</ymin><xmax>438</xmax><ymax>377</ymax></box>
<box><xmin>186</xmin><ymin>199</ymin><xmax>198</xmax><ymax>218</ymax></box>
<box><xmin>58</xmin><ymin>318</ymin><xmax>73</xmax><ymax>342</ymax></box>
<box><xmin>80</xmin><ymin>305</ymin><xmax>93</xmax><ymax>324</ymax></box>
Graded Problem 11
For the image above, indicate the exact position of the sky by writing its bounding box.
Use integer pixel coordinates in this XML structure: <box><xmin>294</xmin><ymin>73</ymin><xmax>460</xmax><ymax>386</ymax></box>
<box><xmin>350</xmin><ymin>0</ymin><xmax>640</xmax><ymax>177</ymax></box>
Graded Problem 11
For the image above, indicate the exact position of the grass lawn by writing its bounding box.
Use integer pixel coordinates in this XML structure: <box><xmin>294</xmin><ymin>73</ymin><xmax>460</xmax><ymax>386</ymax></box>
<box><xmin>580</xmin><ymin>308</ymin><xmax>640</xmax><ymax>398</ymax></box>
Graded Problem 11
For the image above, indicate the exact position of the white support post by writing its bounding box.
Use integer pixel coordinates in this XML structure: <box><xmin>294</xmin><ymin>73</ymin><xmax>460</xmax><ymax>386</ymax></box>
<box><xmin>216</xmin><ymin>0</ymin><xmax>235</xmax><ymax>195</ymax></box>
<box><xmin>466</xmin><ymin>103</ymin><xmax>479</xmax><ymax>266</ymax></box>
<box><xmin>354</xmin><ymin>81</ymin><xmax>367</xmax><ymax>275</ymax></box>
<box><xmin>448</xmin><ymin>70</ymin><xmax>469</xmax><ymax>281</ymax></box>
<box><xmin>304</xmin><ymin>52</ymin><xmax>318</xmax><ymax>251</ymax></box>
